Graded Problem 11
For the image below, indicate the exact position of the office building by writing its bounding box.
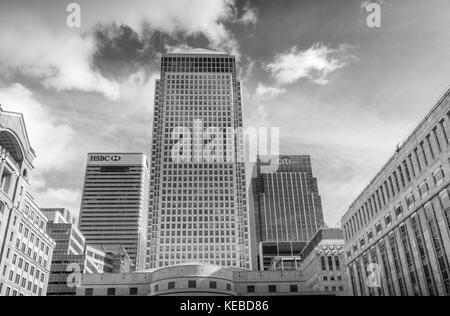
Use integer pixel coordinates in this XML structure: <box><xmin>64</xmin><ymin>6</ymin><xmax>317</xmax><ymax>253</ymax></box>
<box><xmin>89</xmin><ymin>244</ymin><xmax>132</xmax><ymax>273</ymax></box>
<box><xmin>299</xmin><ymin>227</ymin><xmax>349</xmax><ymax>296</ymax></box>
<box><xmin>44</xmin><ymin>208</ymin><xmax>133</xmax><ymax>295</ymax></box>
<box><xmin>79</xmin><ymin>153</ymin><xmax>149</xmax><ymax>271</ymax></box>
<box><xmin>41</xmin><ymin>208</ymin><xmax>76</xmax><ymax>225</ymax></box>
<box><xmin>250</xmin><ymin>155</ymin><xmax>325</xmax><ymax>270</ymax></box>
<box><xmin>0</xmin><ymin>107</ymin><xmax>56</xmax><ymax>296</ymax></box>
<box><xmin>341</xmin><ymin>87</ymin><xmax>450</xmax><ymax>296</ymax></box>
<box><xmin>147</xmin><ymin>48</ymin><xmax>250</xmax><ymax>269</ymax></box>
<box><xmin>43</xmin><ymin>209</ymin><xmax>101</xmax><ymax>296</ymax></box>
<box><xmin>75</xmin><ymin>262</ymin><xmax>331</xmax><ymax>296</ymax></box>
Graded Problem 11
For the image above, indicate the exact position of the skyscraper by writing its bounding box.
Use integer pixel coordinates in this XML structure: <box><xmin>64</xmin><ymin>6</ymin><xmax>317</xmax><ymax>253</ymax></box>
<box><xmin>250</xmin><ymin>155</ymin><xmax>325</xmax><ymax>270</ymax></box>
<box><xmin>147</xmin><ymin>48</ymin><xmax>250</xmax><ymax>269</ymax></box>
<box><xmin>79</xmin><ymin>153</ymin><xmax>149</xmax><ymax>271</ymax></box>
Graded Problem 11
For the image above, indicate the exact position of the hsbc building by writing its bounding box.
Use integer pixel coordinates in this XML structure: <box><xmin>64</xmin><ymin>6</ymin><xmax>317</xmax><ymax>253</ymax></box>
<box><xmin>79</xmin><ymin>153</ymin><xmax>149</xmax><ymax>271</ymax></box>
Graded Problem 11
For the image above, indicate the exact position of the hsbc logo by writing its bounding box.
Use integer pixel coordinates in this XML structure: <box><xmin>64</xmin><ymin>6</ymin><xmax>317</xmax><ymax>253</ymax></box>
<box><xmin>90</xmin><ymin>155</ymin><xmax>122</xmax><ymax>162</ymax></box>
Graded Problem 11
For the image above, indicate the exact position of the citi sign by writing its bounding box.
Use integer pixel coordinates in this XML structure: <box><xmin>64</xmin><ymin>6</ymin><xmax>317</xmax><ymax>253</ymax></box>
<box><xmin>89</xmin><ymin>155</ymin><xmax>122</xmax><ymax>162</ymax></box>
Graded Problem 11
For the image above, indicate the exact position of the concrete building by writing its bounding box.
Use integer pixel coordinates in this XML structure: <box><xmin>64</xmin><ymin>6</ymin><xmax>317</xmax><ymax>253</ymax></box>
<box><xmin>79</xmin><ymin>153</ymin><xmax>149</xmax><ymax>271</ymax></box>
<box><xmin>147</xmin><ymin>48</ymin><xmax>250</xmax><ymax>270</ymax></box>
<box><xmin>75</xmin><ymin>263</ymin><xmax>328</xmax><ymax>296</ymax></box>
<box><xmin>91</xmin><ymin>244</ymin><xmax>132</xmax><ymax>273</ymax></box>
<box><xmin>341</xmin><ymin>87</ymin><xmax>450</xmax><ymax>296</ymax></box>
<box><xmin>41</xmin><ymin>208</ymin><xmax>76</xmax><ymax>225</ymax></box>
<box><xmin>44</xmin><ymin>208</ymin><xmax>134</xmax><ymax>295</ymax></box>
<box><xmin>0</xmin><ymin>107</ymin><xmax>56</xmax><ymax>296</ymax></box>
<box><xmin>43</xmin><ymin>209</ymin><xmax>102</xmax><ymax>296</ymax></box>
<box><xmin>250</xmin><ymin>155</ymin><xmax>325</xmax><ymax>270</ymax></box>
<box><xmin>299</xmin><ymin>228</ymin><xmax>349</xmax><ymax>296</ymax></box>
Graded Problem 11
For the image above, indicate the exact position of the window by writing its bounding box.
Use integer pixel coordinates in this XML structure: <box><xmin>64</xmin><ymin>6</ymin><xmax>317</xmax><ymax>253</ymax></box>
<box><xmin>1</xmin><ymin>169</ymin><xmax>12</xmax><ymax>194</ymax></box>
<box><xmin>321</xmin><ymin>256</ymin><xmax>326</xmax><ymax>271</ymax></box>
<box><xmin>188</xmin><ymin>280</ymin><xmax>196</xmax><ymax>288</ymax></box>
<box><xmin>268</xmin><ymin>285</ymin><xmax>277</xmax><ymax>293</ymax></box>
<box><xmin>419</xmin><ymin>182</ymin><xmax>429</xmax><ymax>199</ymax></box>
<box><xmin>129</xmin><ymin>288</ymin><xmax>138</xmax><ymax>296</ymax></box>
<box><xmin>107</xmin><ymin>288</ymin><xmax>115</xmax><ymax>296</ymax></box>
<box><xmin>367</xmin><ymin>230</ymin><xmax>374</xmax><ymax>242</ymax></box>
<box><xmin>434</xmin><ymin>168</ymin><xmax>445</xmax><ymax>186</ymax></box>
<box><xmin>85</xmin><ymin>288</ymin><xmax>93</xmax><ymax>296</ymax></box>
<box><xmin>375</xmin><ymin>222</ymin><xmax>383</xmax><ymax>234</ymax></box>
<box><xmin>385</xmin><ymin>214</ymin><xmax>392</xmax><ymax>226</ymax></box>
<box><xmin>209</xmin><ymin>281</ymin><xmax>217</xmax><ymax>289</ymax></box>
<box><xmin>406</xmin><ymin>194</ymin><xmax>416</xmax><ymax>210</ymax></box>
<box><xmin>394</xmin><ymin>205</ymin><xmax>403</xmax><ymax>218</ymax></box>
<box><xmin>328</xmin><ymin>256</ymin><xmax>333</xmax><ymax>270</ymax></box>
<box><xmin>290</xmin><ymin>285</ymin><xmax>298</xmax><ymax>293</ymax></box>
<box><xmin>247</xmin><ymin>285</ymin><xmax>255</xmax><ymax>293</ymax></box>
<box><xmin>226</xmin><ymin>283</ymin><xmax>231</xmax><ymax>291</ymax></box>
<box><xmin>335</xmin><ymin>257</ymin><xmax>341</xmax><ymax>270</ymax></box>
<box><xmin>168</xmin><ymin>281</ymin><xmax>175</xmax><ymax>289</ymax></box>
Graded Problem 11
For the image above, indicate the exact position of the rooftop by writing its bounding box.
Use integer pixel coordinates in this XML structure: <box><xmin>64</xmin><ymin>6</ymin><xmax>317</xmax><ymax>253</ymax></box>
<box><xmin>165</xmin><ymin>47</ymin><xmax>228</xmax><ymax>56</ymax></box>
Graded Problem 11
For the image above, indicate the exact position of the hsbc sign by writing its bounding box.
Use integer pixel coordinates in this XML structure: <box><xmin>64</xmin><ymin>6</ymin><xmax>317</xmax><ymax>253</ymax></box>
<box><xmin>89</xmin><ymin>155</ymin><xmax>122</xmax><ymax>162</ymax></box>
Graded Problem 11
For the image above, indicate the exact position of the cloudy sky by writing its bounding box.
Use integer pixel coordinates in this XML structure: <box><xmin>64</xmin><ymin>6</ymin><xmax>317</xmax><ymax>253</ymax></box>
<box><xmin>1</xmin><ymin>0</ymin><xmax>450</xmax><ymax>226</ymax></box>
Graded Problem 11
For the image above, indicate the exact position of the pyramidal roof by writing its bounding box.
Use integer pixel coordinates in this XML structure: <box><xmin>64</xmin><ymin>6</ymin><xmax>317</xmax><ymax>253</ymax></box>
<box><xmin>167</xmin><ymin>47</ymin><xmax>228</xmax><ymax>55</ymax></box>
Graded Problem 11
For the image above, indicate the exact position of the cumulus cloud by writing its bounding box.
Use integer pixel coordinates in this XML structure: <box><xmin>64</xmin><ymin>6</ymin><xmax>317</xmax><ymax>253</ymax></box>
<box><xmin>0</xmin><ymin>83</ymin><xmax>82</xmax><ymax>215</ymax></box>
<box><xmin>0</xmin><ymin>0</ymin><xmax>252</xmax><ymax>99</ymax></box>
<box><xmin>266</xmin><ymin>43</ymin><xmax>356</xmax><ymax>85</ymax></box>
<box><xmin>80</xmin><ymin>0</ymin><xmax>242</xmax><ymax>57</ymax></box>
<box><xmin>0</xmin><ymin>83</ymin><xmax>76</xmax><ymax>173</ymax></box>
<box><xmin>0</xmin><ymin>15</ymin><xmax>120</xmax><ymax>100</ymax></box>
<box><xmin>33</xmin><ymin>181</ymin><xmax>82</xmax><ymax>220</ymax></box>
<box><xmin>118</xmin><ymin>70</ymin><xmax>159</xmax><ymax>112</ymax></box>
<box><xmin>237</xmin><ymin>4</ymin><xmax>258</xmax><ymax>25</ymax></box>
<box><xmin>255</xmin><ymin>83</ymin><xmax>286</xmax><ymax>100</ymax></box>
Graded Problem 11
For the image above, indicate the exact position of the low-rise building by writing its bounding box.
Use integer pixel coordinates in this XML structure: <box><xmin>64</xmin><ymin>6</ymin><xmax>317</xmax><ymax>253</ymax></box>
<box><xmin>75</xmin><ymin>263</ymin><xmax>329</xmax><ymax>296</ymax></box>
<box><xmin>43</xmin><ymin>209</ymin><xmax>102</xmax><ymax>296</ymax></box>
<box><xmin>299</xmin><ymin>228</ymin><xmax>349</xmax><ymax>296</ymax></box>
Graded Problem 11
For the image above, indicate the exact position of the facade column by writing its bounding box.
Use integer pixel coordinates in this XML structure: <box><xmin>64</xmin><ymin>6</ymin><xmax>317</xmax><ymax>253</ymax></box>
<box><xmin>417</xmin><ymin>206</ymin><xmax>445</xmax><ymax>295</ymax></box>
<box><xmin>405</xmin><ymin>217</ymin><xmax>429</xmax><ymax>295</ymax></box>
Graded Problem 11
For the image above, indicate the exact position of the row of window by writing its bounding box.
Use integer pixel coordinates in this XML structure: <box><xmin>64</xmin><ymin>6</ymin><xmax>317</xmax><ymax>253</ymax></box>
<box><xmin>349</xmin><ymin>167</ymin><xmax>446</xmax><ymax>257</ymax></box>
<box><xmin>344</xmin><ymin>109</ymin><xmax>450</xmax><ymax>242</ymax></box>
<box><xmin>348</xmin><ymin>187</ymin><xmax>450</xmax><ymax>296</ymax></box>
<box><xmin>320</xmin><ymin>256</ymin><xmax>341</xmax><ymax>271</ymax></box>
<box><xmin>83</xmin><ymin>283</ymin><xmax>300</xmax><ymax>296</ymax></box>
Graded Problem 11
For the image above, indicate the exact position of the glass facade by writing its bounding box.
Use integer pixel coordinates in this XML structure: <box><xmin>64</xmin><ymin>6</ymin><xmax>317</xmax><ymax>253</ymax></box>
<box><xmin>251</xmin><ymin>155</ymin><xmax>325</xmax><ymax>270</ymax></box>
